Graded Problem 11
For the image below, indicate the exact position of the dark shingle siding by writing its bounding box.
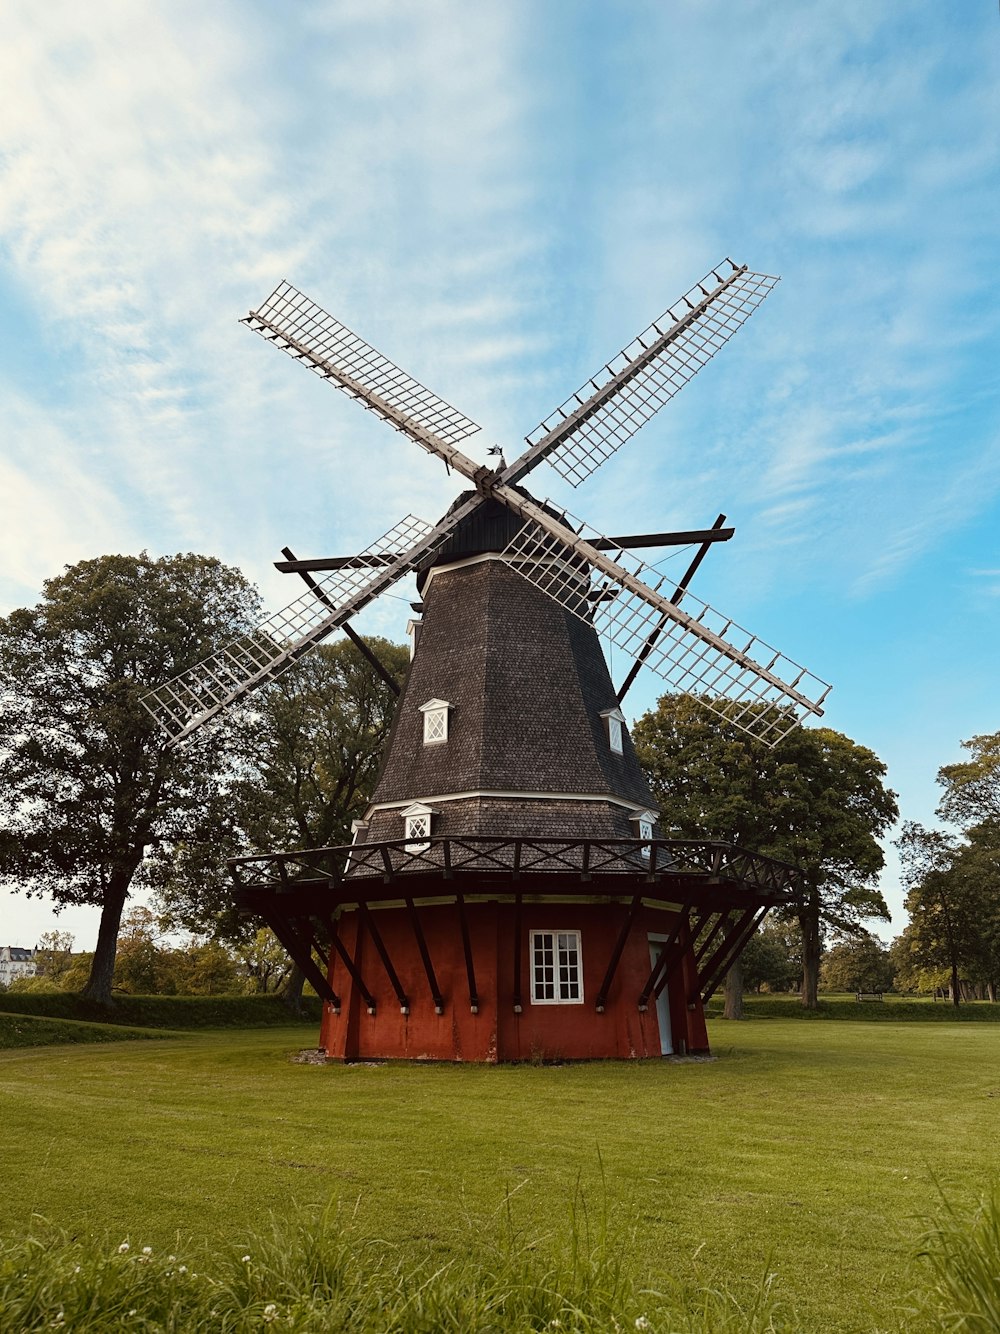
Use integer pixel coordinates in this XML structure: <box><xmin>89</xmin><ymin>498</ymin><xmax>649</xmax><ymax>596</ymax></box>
<box><xmin>369</xmin><ymin>556</ymin><xmax>656</xmax><ymax>830</ymax></box>
<box><xmin>366</xmin><ymin>797</ymin><xmax>641</xmax><ymax>843</ymax></box>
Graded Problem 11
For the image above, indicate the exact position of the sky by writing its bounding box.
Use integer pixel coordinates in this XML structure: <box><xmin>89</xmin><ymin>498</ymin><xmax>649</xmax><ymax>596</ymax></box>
<box><xmin>1</xmin><ymin>0</ymin><xmax>998</xmax><ymax>950</ymax></box>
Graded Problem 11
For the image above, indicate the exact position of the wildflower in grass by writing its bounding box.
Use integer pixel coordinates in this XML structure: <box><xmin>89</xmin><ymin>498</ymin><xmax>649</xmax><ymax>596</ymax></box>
<box><xmin>178</xmin><ymin>1266</ymin><xmax>188</xmax><ymax>1275</ymax></box>
<box><xmin>118</xmin><ymin>1242</ymin><xmax>129</xmax><ymax>1254</ymax></box>
<box><xmin>635</xmin><ymin>1318</ymin><xmax>651</xmax><ymax>1332</ymax></box>
<box><xmin>263</xmin><ymin>1304</ymin><xmax>279</xmax><ymax>1323</ymax></box>
<box><xmin>142</xmin><ymin>1246</ymin><xmax>152</xmax><ymax>1255</ymax></box>
<box><xmin>242</xmin><ymin>1254</ymin><xmax>251</xmax><ymax>1263</ymax></box>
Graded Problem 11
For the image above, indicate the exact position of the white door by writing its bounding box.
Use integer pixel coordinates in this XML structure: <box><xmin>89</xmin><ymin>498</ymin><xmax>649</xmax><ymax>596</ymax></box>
<box><xmin>648</xmin><ymin>936</ymin><xmax>674</xmax><ymax>1055</ymax></box>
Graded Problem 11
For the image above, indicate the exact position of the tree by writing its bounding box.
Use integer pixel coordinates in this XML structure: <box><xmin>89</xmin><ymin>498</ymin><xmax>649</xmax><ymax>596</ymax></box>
<box><xmin>157</xmin><ymin>636</ymin><xmax>408</xmax><ymax>1005</ymax></box>
<box><xmin>632</xmin><ymin>694</ymin><xmax>898</xmax><ymax>1008</ymax></box>
<box><xmin>937</xmin><ymin>731</ymin><xmax>1000</xmax><ymax>827</ymax></box>
<box><xmin>233</xmin><ymin>928</ymin><xmax>294</xmax><ymax>994</ymax></box>
<box><xmin>33</xmin><ymin>931</ymin><xmax>76</xmax><ymax>985</ymax></box>
<box><xmin>820</xmin><ymin>932</ymin><xmax>893</xmax><ymax>994</ymax></box>
<box><xmin>0</xmin><ymin>553</ymin><xmax>260</xmax><ymax>1004</ymax></box>
<box><xmin>741</xmin><ymin>920</ymin><xmax>802</xmax><ymax>993</ymax></box>
<box><xmin>896</xmin><ymin>821</ymin><xmax>1000</xmax><ymax>1004</ymax></box>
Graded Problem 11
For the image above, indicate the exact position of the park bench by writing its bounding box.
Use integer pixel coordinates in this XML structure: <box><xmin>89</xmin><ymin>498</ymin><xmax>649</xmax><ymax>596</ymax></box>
<box><xmin>856</xmin><ymin>991</ymin><xmax>883</xmax><ymax>1002</ymax></box>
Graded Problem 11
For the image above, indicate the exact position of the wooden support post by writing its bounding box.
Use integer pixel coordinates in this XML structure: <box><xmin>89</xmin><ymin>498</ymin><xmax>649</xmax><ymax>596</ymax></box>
<box><xmin>595</xmin><ymin>895</ymin><xmax>641</xmax><ymax>1012</ymax></box>
<box><xmin>261</xmin><ymin>908</ymin><xmax>340</xmax><ymax>1010</ymax></box>
<box><xmin>326</xmin><ymin>915</ymin><xmax>378</xmax><ymax>1014</ymax></box>
<box><xmin>512</xmin><ymin>893</ymin><xmax>523</xmax><ymax>1013</ymax></box>
<box><xmin>455</xmin><ymin>894</ymin><xmax>479</xmax><ymax>1013</ymax></box>
<box><xmin>405</xmin><ymin>898</ymin><xmax>444</xmax><ymax>1013</ymax></box>
<box><xmin>693</xmin><ymin>910</ymin><xmax>733</xmax><ymax>967</ymax></box>
<box><xmin>359</xmin><ymin>904</ymin><xmax>409</xmax><ymax>1014</ymax></box>
<box><xmin>638</xmin><ymin>901</ymin><xmax>691</xmax><ymax>1010</ymax></box>
<box><xmin>700</xmin><ymin>906</ymin><xmax>769</xmax><ymax>1003</ymax></box>
<box><xmin>694</xmin><ymin>906</ymin><xmax>757</xmax><ymax>1004</ymax></box>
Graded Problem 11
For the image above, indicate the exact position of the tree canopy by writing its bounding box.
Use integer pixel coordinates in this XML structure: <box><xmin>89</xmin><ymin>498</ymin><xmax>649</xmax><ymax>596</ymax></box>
<box><xmin>632</xmin><ymin>694</ymin><xmax>898</xmax><ymax>1006</ymax></box>
<box><xmin>0</xmin><ymin>552</ymin><xmax>260</xmax><ymax>1002</ymax></box>
<box><xmin>157</xmin><ymin>636</ymin><xmax>408</xmax><ymax>947</ymax></box>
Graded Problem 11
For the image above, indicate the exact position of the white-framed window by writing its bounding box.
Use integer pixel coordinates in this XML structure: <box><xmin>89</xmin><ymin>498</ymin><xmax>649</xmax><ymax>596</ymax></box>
<box><xmin>530</xmin><ymin>930</ymin><xmax>584</xmax><ymax>1004</ymax></box>
<box><xmin>599</xmin><ymin>706</ymin><xmax>626</xmax><ymax>755</ymax></box>
<box><xmin>631</xmin><ymin>810</ymin><xmax>656</xmax><ymax>860</ymax></box>
<box><xmin>400</xmin><ymin>801</ymin><xmax>434</xmax><ymax>852</ymax></box>
<box><xmin>419</xmin><ymin>697</ymin><xmax>451</xmax><ymax>745</ymax></box>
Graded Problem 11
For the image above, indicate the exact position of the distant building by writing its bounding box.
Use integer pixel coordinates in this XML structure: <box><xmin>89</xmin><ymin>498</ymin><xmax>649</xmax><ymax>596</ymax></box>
<box><xmin>0</xmin><ymin>946</ymin><xmax>37</xmax><ymax>986</ymax></box>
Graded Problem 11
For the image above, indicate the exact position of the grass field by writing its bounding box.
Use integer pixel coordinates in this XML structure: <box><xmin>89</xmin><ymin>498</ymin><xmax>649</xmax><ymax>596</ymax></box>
<box><xmin>1</xmin><ymin>1014</ymin><xmax>998</xmax><ymax>1331</ymax></box>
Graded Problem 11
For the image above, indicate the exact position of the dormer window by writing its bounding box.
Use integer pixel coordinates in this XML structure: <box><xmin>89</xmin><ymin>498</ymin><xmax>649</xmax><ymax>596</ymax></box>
<box><xmin>599</xmin><ymin>706</ymin><xmax>626</xmax><ymax>755</ymax></box>
<box><xmin>631</xmin><ymin>809</ymin><xmax>657</xmax><ymax>860</ymax></box>
<box><xmin>400</xmin><ymin>801</ymin><xmax>434</xmax><ymax>852</ymax></box>
<box><xmin>419</xmin><ymin>698</ymin><xmax>451</xmax><ymax>745</ymax></box>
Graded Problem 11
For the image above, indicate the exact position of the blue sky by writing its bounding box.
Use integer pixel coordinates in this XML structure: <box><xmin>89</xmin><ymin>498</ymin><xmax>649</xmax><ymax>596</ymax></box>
<box><xmin>2</xmin><ymin>0</ymin><xmax>998</xmax><ymax>948</ymax></box>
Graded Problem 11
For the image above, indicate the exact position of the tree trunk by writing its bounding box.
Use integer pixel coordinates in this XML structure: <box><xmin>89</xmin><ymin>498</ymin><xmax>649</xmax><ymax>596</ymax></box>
<box><xmin>80</xmin><ymin>875</ymin><xmax>130</xmax><ymax>1005</ymax></box>
<box><xmin>951</xmin><ymin>958</ymin><xmax>961</xmax><ymax>1007</ymax></box>
<box><xmin>800</xmin><ymin>900</ymin><xmax>821</xmax><ymax>1009</ymax></box>
<box><xmin>723</xmin><ymin>957</ymin><xmax>744</xmax><ymax>1020</ymax></box>
<box><xmin>281</xmin><ymin>963</ymin><xmax>306</xmax><ymax>1013</ymax></box>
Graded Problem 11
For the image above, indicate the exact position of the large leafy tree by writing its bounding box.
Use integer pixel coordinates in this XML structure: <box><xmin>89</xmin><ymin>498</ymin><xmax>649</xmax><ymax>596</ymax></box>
<box><xmin>632</xmin><ymin>694</ymin><xmax>898</xmax><ymax>1008</ymax></box>
<box><xmin>895</xmin><ymin>821</ymin><xmax>1000</xmax><ymax>1003</ymax></box>
<box><xmin>820</xmin><ymin>932</ymin><xmax>894</xmax><ymax>995</ymax></box>
<box><xmin>0</xmin><ymin>553</ymin><xmax>260</xmax><ymax>1003</ymax></box>
<box><xmin>937</xmin><ymin>731</ymin><xmax>1000</xmax><ymax>827</ymax></box>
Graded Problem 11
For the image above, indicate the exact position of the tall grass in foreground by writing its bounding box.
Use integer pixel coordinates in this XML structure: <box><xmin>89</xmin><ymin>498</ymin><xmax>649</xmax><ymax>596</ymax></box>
<box><xmin>0</xmin><ymin>1202</ymin><xmax>792</xmax><ymax>1333</ymax></box>
<box><xmin>916</xmin><ymin>1186</ymin><xmax>1000</xmax><ymax>1332</ymax></box>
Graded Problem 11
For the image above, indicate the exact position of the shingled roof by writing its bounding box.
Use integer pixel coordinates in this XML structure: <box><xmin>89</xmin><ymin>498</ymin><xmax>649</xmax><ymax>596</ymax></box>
<box><xmin>368</xmin><ymin>517</ymin><xmax>657</xmax><ymax>819</ymax></box>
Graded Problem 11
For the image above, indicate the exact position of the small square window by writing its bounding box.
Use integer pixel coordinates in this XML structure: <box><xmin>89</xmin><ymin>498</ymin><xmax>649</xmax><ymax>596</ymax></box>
<box><xmin>419</xmin><ymin>698</ymin><xmax>451</xmax><ymax>745</ymax></box>
<box><xmin>423</xmin><ymin>708</ymin><xmax>447</xmax><ymax>744</ymax></box>
<box><xmin>530</xmin><ymin>930</ymin><xmax>583</xmax><ymax>1004</ymax></box>
<box><xmin>401</xmin><ymin>802</ymin><xmax>434</xmax><ymax>853</ymax></box>
<box><xmin>405</xmin><ymin>812</ymin><xmax>431</xmax><ymax>850</ymax></box>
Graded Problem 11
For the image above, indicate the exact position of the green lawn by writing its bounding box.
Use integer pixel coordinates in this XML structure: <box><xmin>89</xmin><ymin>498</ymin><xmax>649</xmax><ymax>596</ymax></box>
<box><xmin>1</xmin><ymin>1019</ymin><xmax>997</xmax><ymax>1332</ymax></box>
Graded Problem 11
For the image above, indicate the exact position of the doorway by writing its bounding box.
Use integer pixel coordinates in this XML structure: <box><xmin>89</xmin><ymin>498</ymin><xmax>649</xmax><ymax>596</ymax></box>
<box><xmin>647</xmin><ymin>935</ymin><xmax>674</xmax><ymax>1055</ymax></box>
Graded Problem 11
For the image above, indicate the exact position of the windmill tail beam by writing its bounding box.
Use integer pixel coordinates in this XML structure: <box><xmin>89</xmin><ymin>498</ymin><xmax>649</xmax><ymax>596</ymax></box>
<box><xmin>495</xmin><ymin>487</ymin><xmax>830</xmax><ymax>742</ymax></box>
<box><xmin>616</xmin><ymin>514</ymin><xmax>729</xmax><ymax>703</ymax></box>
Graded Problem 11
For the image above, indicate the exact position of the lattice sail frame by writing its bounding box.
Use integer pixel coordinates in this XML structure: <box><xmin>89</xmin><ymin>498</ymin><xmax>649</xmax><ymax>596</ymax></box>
<box><xmin>142</xmin><ymin>515</ymin><xmax>439</xmax><ymax>742</ymax></box>
<box><xmin>243</xmin><ymin>280</ymin><xmax>481</xmax><ymax>448</ymax></box>
<box><xmin>521</xmin><ymin>264</ymin><xmax>778</xmax><ymax>488</ymax></box>
<box><xmin>500</xmin><ymin>508</ymin><xmax>830</xmax><ymax>743</ymax></box>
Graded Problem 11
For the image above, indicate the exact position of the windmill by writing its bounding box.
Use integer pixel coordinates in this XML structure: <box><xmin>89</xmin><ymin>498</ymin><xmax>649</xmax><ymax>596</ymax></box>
<box><xmin>144</xmin><ymin>259</ymin><xmax>829</xmax><ymax>1061</ymax></box>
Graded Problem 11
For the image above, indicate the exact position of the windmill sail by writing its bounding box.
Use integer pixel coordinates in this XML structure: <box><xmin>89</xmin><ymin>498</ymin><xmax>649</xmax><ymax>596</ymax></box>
<box><xmin>142</xmin><ymin>513</ymin><xmax>451</xmax><ymax>743</ymax></box>
<box><xmin>243</xmin><ymin>281</ymin><xmax>481</xmax><ymax>455</ymax></box>
<box><xmin>506</xmin><ymin>262</ymin><xmax>778</xmax><ymax>489</ymax></box>
<box><xmin>498</xmin><ymin>500</ymin><xmax>830</xmax><ymax>743</ymax></box>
